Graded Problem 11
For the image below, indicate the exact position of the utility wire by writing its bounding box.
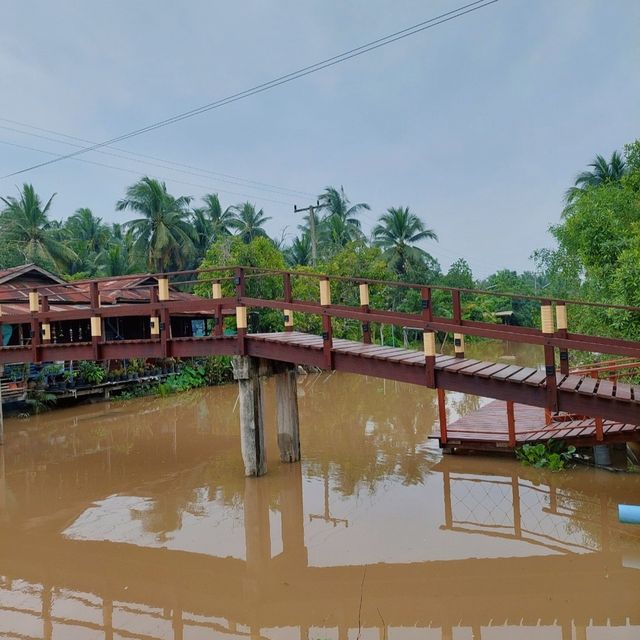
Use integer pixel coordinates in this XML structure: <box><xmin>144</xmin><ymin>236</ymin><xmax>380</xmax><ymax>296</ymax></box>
<box><xmin>0</xmin><ymin>117</ymin><xmax>315</xmax><ymax>198</ymax></box>
<box><xmin>0</xmin><ymin>123</ymin><xmax>310</xmax><ymax>199</ymax></box>
<box><xmin>2</xmin><ymin>0</ymin><xmax>498</xmax><ymax>179</ymax></box>
<box><xmin>0</xmin><ymin>139</ymin><xmax>296</xmax><ymax>206</ymax></box>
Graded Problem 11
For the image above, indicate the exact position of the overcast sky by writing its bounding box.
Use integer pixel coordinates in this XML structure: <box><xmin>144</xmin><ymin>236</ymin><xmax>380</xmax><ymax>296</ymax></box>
<box><xmin>0</xmin><ymin>1</ymin><xmax>638</xmax><ymax>278</ymax></box>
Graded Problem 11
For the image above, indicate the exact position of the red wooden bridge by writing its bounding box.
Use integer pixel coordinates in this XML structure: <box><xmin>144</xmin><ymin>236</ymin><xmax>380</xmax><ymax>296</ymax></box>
<box><xmin>1</xmin><ymin>265</ymin><xmax>640</xmax><ymax>453</ymax></box>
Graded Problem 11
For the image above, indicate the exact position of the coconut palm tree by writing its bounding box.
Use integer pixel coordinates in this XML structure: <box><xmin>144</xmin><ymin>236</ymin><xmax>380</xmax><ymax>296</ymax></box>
<box><xmin>191</xmin><ymin>193</ymin><xmax>236</xmax><ymax>259</ymax></box>
<box><xmin>229</xmin><ymin>202</ymin><xmax>271</xmax><ymax>243</ymax></box>
<box><xmin>0</xmin><ymin>183</ymin><xmax>75</xmax><ymax>270</ymax></box>
<box><xmin>286</xmin><ymin>234</ymin><xmax>312</xmax><ymax>266</ymax></box>
<box><xmin>96</xmin><ymin>242</ymin><xmax>141</xmax><ymax>276</ymax></box>
<box><xmin>318</xmin><ymin>186</ymin><xmax>368</xmax><ymax>252</ymax></box>
<box><xmin>372</xmin><ymin>207</ymin><xmax>438</xmax><ymax>275</ymax></box>
<box><xmin>65</xmin><ymin>208</ymin><xmax>111</xmax><ymax>254</ymax></box>
<box><xmin>116</xmin><ymin>177</ymin><xmax>195</xmax><ymax>272</ymax></box>
<box><xmin>565</xmin><ymin>151</ymin><xmax>627</xmax><ymax>204</ymax></box>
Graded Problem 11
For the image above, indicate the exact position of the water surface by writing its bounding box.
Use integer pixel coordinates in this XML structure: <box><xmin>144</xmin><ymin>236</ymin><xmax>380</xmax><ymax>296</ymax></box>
<box><xmin>1</xmin><ymin>345</ymin><xmax>639</xmax><ymax>639</ymax></box>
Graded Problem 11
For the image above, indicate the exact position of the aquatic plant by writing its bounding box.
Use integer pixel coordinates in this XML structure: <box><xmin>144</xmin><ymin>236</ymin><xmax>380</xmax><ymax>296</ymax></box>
<box><xmin>516</xmin><ymin>440</ymin><xmax>576</xmax><ymax>471</ymax></box>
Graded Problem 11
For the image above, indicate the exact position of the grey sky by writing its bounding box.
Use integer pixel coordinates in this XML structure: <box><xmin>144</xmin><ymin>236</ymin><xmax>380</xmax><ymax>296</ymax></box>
<box><xmin>0</xmin><ymin>1</ymin><xmax>638</xmax><ymax>278</ymax></box>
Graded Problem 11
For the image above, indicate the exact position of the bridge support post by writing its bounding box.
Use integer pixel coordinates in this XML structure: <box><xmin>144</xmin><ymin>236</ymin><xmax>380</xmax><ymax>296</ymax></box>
<box><xmin>275</xmin><ymin>362</ymin><xmax>300</xmax><ymax>462</ymax></box>
<box><xmin>233</xmin><ymin>356</ymin><xmax>267</xmax><ymax>476</ymax></box>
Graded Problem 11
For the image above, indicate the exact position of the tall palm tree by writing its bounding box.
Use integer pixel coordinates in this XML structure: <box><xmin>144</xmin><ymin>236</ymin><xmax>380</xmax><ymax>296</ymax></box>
<box><xmin>372</xmin><ymin>206</ymin><xmax>438</xmax><ymax>275</ymax></box>
<box><xmin>229</xmin><ymin>202</ymin><xmax>271</xmax><ymax>243</ymax></box>
<box><xmin>286</xmin><ymin>234</ymin><xmax>312</xmax><ymax>266</ymax></box>
<box><xmin>65</xmin><ymin>208</ymin><xmax>111</xmax><ymax>254</ymax></box>
<box><xmin>317</xmin><ymin>186</ymin><xmax>369</xmax><ymax>256</ymax></box>
<box><xmin>116</xmin><ymin>177</ymin><xmax>195</xmax><ymax>272</ymax></box>
<box><xmin>191</xmin><ymin>193</ymin><xmax>236</xmax><ymax>258</ymax></box>
<box><xmin>565</xmin><ymin>151</ymin><xmax>627</xmax><ymax>204</ymax></box>
<box><xmin>96</xmin><ymin>242</ymin><xmax>141</xmax><ymax>276</ymax></box>
<box><xmin>0</xmin><ymin>184</ymin><xmax>75</xmax><ymax>270</ymax></box>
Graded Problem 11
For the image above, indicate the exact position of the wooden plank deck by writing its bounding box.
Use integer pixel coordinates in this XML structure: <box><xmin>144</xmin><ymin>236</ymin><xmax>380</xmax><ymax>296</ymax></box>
<box><xmin>445</xmin><ymin>399</ymin><xmax>640</xmax><ymax>449</ymax></box>
<box><xmin>250</xmin><ymin>332</ymin><xmax>640</xmax><ymax>449</ymax></box>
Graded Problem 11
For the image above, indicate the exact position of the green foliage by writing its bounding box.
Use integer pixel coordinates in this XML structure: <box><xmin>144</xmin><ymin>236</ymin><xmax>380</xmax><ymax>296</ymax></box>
<box><xmin>25</xmin><ymin>387</ymin><xmax>56</xmax><ymax>414</ymax></box>
<box><xmin>77</xmin><ymin>360</ymin><xmax>106</xmax><ymax>385</ymax></box>
<box><xmin>516</xmin><ymin>440</ymin><xmax>576</xmax><ymax>471</ymax></box>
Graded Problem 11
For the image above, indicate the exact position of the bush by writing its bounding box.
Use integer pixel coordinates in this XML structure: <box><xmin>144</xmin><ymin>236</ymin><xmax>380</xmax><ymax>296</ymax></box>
<box><xmin>516</xmin><ymin>440</ymin><xmax>576</xmax><ymax>471</ymax></box>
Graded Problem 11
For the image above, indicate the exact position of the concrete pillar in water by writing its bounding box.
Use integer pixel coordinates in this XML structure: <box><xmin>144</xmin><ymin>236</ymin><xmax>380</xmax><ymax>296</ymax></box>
<box><xmin>275</xmin><ymin>363</ymin><xmax>300</xmax><ymax>463</ymax></box>
<box><xmin>232</xmin><ymin>356</ymin><xmax>267</xmax><ymax>477</ymax></box>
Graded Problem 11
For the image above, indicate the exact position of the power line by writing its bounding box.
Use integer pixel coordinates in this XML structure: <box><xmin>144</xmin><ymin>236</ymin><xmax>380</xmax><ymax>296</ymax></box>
<box><xmin>0</xmin><ymin>123</ymin><xmax>312</xmax><ymax>199</ymax></box>
<box><xmin>1</xmin><ymin>0</ymin><xmax>499</xmax><ymax>179</ymax></box>
<box><xmin>0</xmin><ymin>117</ymin><xmax>315</xmax><ymax>198</ymax></box>
<box><xmin>0</xmin><ymin>139</ymin><xmax>296</xmax><ymax>206</ymax></box>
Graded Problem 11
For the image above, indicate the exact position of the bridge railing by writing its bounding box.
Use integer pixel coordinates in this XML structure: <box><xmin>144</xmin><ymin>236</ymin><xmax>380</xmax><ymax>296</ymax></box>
<box><xmin>2</xmin><ymin>265</ymin><xmax>640</xmax><ymax>397</ymax></box>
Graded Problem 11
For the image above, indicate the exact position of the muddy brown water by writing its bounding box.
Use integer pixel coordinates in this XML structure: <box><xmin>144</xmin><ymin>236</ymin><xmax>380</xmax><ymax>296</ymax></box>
<box><xmin>0</xmin><ymin>343</ymin><xmax>639</xmax><ymax>639</ymax></box>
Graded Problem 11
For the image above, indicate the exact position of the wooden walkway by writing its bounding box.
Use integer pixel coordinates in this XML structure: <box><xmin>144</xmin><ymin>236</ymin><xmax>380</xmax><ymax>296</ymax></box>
<box><xmin>444</xmin><ymin>399</ymin><xmax>639</xmax><ymax>450</ymax></box>
<box><xmin>249</xmin><ymin>332</ymin><xmax>640</xmax><ymax>447</ymax></box>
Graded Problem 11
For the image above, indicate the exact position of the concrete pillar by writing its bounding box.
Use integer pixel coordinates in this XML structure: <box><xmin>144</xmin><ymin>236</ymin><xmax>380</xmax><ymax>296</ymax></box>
<box><xmin>275</xmin><ymin>363</ymin><xmax>300</xmax><ymax>463</ymax></box>
<box><xmin>233</xmin><ymin>356</ymin><xmax>267</xmax><ymax>477</ymax></box>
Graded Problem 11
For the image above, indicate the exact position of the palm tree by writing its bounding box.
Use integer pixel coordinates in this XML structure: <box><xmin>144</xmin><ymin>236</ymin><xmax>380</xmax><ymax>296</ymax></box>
<box><xmin>63</xmin><ymin>207</ymin><xmax>112</xmax><ymax>275</ymax></box>
<box><xmin>96</xmin><ymin>243</ymin><xmax>141</xmax><ymax>276</ymax></box>
<box><xmin>191</xmin><ymin>193</ymin><xmax>235</xmax><ymax>258</ymax></box>
<box><xmin>565</xmin><ymin>151</ymin><xmax>627</xmax><ymax>204</ymax></box>
<box><xmin>229</xmin><ymin>202</ymin><xmax>271</xmax><ymax>243</ymax></box>
<box><xmin>0</xmin><ymin>184</ymin><xmax>75</xmax><ymax>270</ymax></box>
<box><xmin>116</xmin><ymin>177</ymin><xmax>195</xmax><ymax>272</ymax></box>
<box><xmin>286</xmin><ymin>234</ymin><xmax>312</xmax><ymax>266</ymax></box>
<box><xmin>372</xmin><ymin>207</ymin><xmax>438</xmax><ymax>275</ymax></box>
<box><xmin>318</xmin><ymin>186</ymin><xmax>369</xmax><ymax>252</ymax></box>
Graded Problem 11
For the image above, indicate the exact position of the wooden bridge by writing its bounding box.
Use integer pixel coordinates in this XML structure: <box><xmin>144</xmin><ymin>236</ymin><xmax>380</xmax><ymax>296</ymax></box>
<box><xmin>1</xmin><ymin>265</ymin><xmax>639</xmax><ymax>471</ymax></box>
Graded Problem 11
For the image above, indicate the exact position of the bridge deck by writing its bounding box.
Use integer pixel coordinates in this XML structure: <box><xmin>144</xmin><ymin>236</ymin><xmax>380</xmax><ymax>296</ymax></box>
<box><xmin>249</xmin><ymin>332</ymin><xmax>640</xmax><ymax>446</ymax></box>
<box><xmin>445</xmin><ymin>399</ymin><xmax>639</xmax><ymax>448</ymax></box>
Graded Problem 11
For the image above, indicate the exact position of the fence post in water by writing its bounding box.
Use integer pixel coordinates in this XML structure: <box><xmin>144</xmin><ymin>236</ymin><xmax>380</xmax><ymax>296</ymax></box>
<box><xmin>506</xmin><ymin>400</ymin><xmax>516</xmax><ymax>447</ymax></box>
<box><xmin>232</xmin><ymin>356</ymin><xmax>267</xmax><ymax>476</ymax></box>
<box><xmin>275</xmin><ymin>362</ymin><xmax>300</xmax><ymax>462</ymax></box>
<box><xmin>437</xmin><ymin>387</ymin><xmax>447</xmax><ymax>445</ymax></box>
<box><xmin>541</xmin><ymin>301</ymin><xmax>558</xmax><ymax>412</ymax></box>
<box><xmin>359</xmin><ymin>283</ymin><xmax>371</xmax><ymax>344</ymax></box>
<box><xmin>320</xmin><ymin>278</ymin><xmax>333</xmax><ymax>369</ymax></box>
<box><xmin>556</xmin><ymin>302</ymin><xmax>570</xmax><ymax>375</ymax></box>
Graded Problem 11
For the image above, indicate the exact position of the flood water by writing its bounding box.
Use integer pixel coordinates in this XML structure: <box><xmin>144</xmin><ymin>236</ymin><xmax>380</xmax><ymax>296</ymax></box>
<box><xmin>1</xmin><ymin>343</ymin><xmax>639</xmax><ymax>639</ymax></box>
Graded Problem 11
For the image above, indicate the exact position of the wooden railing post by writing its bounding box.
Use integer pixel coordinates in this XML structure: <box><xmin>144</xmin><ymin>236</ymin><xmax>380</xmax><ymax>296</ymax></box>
<box><xmin>506</xmin><ymin>400</ymin><xmax>516</xmax><ymax>447</ymax></box>
<box><xmin>89</xmin><ymin>281</ymin><xmax>102</xmax><ymax>360</ymax></box>
<box><xmin>421</xmin><ymin>287</ymin><xmax>436</xmax><ymax>388</ymax></box>
<box><xmin>235</xmin><ymin>267</ymin><xmax>246</xmax><ymax>300</ymax></box>
<box><xmin>157</xmin><ymin>277</ymin><xmax>171</xmax><ymax>357</ymax></box>
<box><xmin>359</xmin><ymin>282</ymin><xmax>371</xmax><ymax>344</ymax></box>
<box><xmin>452</xmin><ymin>289</ymin><xmax>462</xmax><ymax>325</ymax></box>
<box><xmin>454</xmin><ymin>333</ymin><xmax>465</xmax><ymax>358</ymax></box>
<box><xmin>320</xmin><ymin>278</ymin><xmax>333</xmax><ymax>369</ymax></box>
<box><xmin>236</xmin><ymin>305</ymin><xmax>248</xmax><ymax>355</ymax></box>
<box><xmin>556</xmin><ymin>302</ymin><xmax>569</xmax><ymax>375</ymax></box>
<box><xmin>212</xmin><ymin>279</ymin><xmax>223</xmax><ymax>336</ymax></box>
<box><xmin>541</xmin><ymin>301</ymin><xmax>558</xmax><ymax>413</ymax></box>
<box><xmin>40</xmin><ymin>295</ymin><xmax>51</xmax><ymax>345</ymax></box>
<box><xmin>29</xmin><ymin>290</ymin><xmax>41</xmax><ymax>362</ymax></box>
<box><xmin>437</xmin><ymin>387</ymin><xmax>447</xmax><ymax>444</ymax></box>
<box><xmin>283</xmin><ymin>273</ymin><xmax>294</xmax><ymax>332</ymax></box>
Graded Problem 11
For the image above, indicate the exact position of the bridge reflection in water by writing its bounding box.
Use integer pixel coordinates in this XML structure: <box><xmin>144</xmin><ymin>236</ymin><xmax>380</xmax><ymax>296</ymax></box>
<box><xmin>0</xmin><ymin>372</ymin><xmax>639</xmax><ymax>640</ymax></box>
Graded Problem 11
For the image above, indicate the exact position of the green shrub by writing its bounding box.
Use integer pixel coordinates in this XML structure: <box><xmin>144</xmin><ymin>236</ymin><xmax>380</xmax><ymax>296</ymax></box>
<box><xmin>516</xmin><ymin>440</ymin><xmax>576</xmax><ymax>471</ymax></box>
